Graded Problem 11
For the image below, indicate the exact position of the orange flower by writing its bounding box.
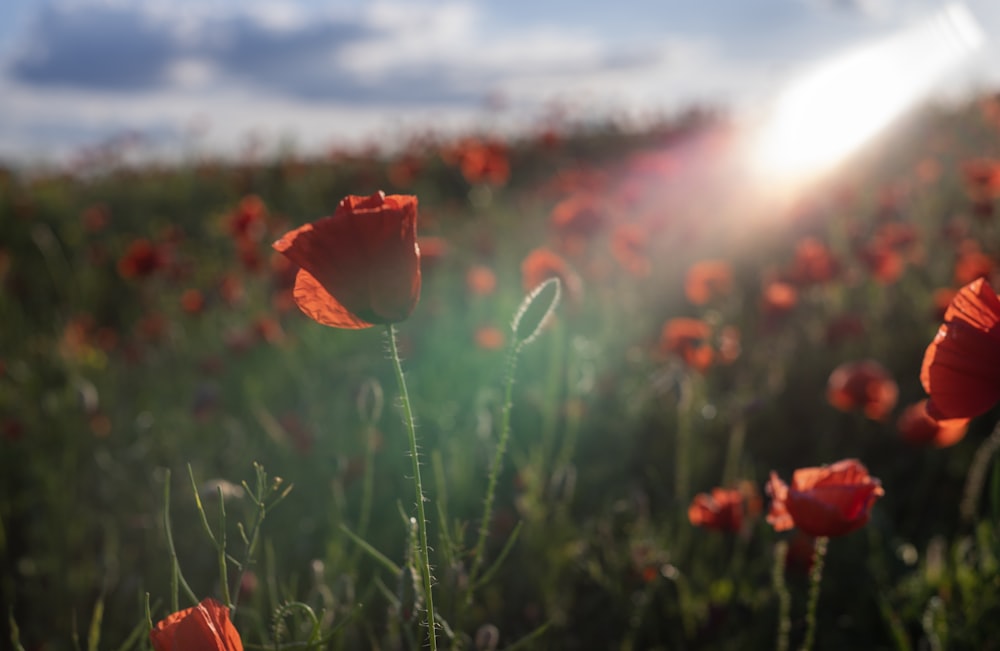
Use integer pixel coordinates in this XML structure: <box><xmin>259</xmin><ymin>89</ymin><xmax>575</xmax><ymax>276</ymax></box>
<box><xmin>150</xmin><ymin>598</ymin><xmax>242</xmax><ymax>651</ymax></box>
<box><xmin>273</xmin><ymin>192</ymin><xmax>420</xmax><ymax>329</ymax></box>
<box><xmin>659</xmin><ymin>318</ymin><xmax>713</xmax><ymax>372</ymax></box>
<box><xmin>687</xmin><ymin>488</ymin><xmax>745</xmax><ymax>532</ymax></box>
<box><xmin>897</xmin><ymin>400</ymin><xmax>969</xmax><ymax>448</ymax></box>
<box><xmin>474</xmin><ymin>325</ymin><xmax>505</xmax><ymax>350</ymax></box>
<box><xmin>684</xmin><ymin>260</ymin><xmax>732</xmax><ymax>305</ymax></box>
<box><xmin>826</xmin><ymin>360</ymin><xmax>898</xmax><ymax>421</ymax></box>
<box><xmin>762</xmin><ymin>280</ymin><xmax>798</xmax><ymax>315</ymax></box>
<box><xmin>921</xmin><ymin>277</ymin><xmax>1000</xmax><ymax>419</ymax></box>
<box><xmin>766</xmin><ymin>459</ymin><xmax>884</xmax><ymax>538</ymax></box>
<box><xmin>466</xmin><ymin>265</ymin><xmax>497</xmax><ymax>296</ymax></box>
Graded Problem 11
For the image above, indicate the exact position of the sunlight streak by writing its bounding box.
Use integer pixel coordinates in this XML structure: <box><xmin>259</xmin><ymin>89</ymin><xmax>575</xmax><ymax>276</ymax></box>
<box><xmin>749</xmin><ymin>3</ymin><xmax>984</xmax><ymax>186</ymax></box>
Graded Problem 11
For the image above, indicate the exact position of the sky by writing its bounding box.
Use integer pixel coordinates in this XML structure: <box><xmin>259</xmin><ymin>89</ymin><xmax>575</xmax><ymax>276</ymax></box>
<box><xmin>0</xmin><ymin>0</ymin><xmax>998</xmax><ymax>165</ymax></box>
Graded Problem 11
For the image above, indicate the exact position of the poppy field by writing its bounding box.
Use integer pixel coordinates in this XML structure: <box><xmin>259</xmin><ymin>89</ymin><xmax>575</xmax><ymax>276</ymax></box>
<box><xmin>4</xmin><ymin>96</ymin><xmax>1000</xmax><ymax>650</ymax></box>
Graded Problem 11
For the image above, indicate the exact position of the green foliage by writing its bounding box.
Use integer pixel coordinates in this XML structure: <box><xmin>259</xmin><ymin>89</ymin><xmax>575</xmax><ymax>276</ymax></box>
<box><xmin>2</xmin><ymin>99</ymin><xmax>1000</xmax><ymax>649</ymax></box>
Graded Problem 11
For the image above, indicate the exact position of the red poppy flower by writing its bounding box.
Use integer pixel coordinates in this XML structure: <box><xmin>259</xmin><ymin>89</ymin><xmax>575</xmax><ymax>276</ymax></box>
<box><xmin>659</xmin><ymin>318</ymin><xmax>714</xmax><ymax>372</ymax></box>
<box><xmin>446</xmin><ymin>138</ymin><xmax>510</xmax><ymax>186</ymax></box>
<box><xmin>466</xmin><ymin>265</ymin><xmax>497</xmax><ymax>296</ymax></box>
<box><xmin>273</xmin><ymin>192</ymin><xmax>420</xmax><ymax>329</ymax></box>
<box><xmin>150</xmin><ymin>598</ymin><xmax>242</xmax><ymax>651</ymax></box>
<box><xmin>953</xmin><ymin>241</ymin><xmax>994</xmax><ymax>286</ymax></box>
<box><xmin>961</xmin><ymin>157</ymin><xmax>1000</xmax><ymax>203</ymax></box>
<box><xmin>897</xmin><ymin>400</ymin><xmax>969</xmax><ymax>448</ymax></box>
<box><xmin>227</xmin><ymin>195</ymin><xmax>267</xmax><ymax>241</ymax></box>
<box><xmin>474</xmin><ymin>325</ymin><xmax>505</xmax><ymax>351</ymax></box>
<box><xmin>118</xmin><ymin>238</ymin><xmax>167</xmax><ymax>279</ymax></box>
<box><xmin>688</xmin><ymin>488</ymin><xmax>744</xmax><ymax>532</ymax></box>
<box><xmin>766</xmin><ymin>459</ymin><xmax>884</xmax><ymax>538</ymax></box>
<box><xmin>684</xmin><ymin>260</ymin><xmax>733</xmax><ymax>305</ymax></box>
<box><xmin>788</xmin><ymin>237</ymin><xmax>839</xmax><ymax>286</ymax></box>
<box><xmin>858</xmin><ymin>244</ymin><xmax>904</xmax><ymax>285</ymax></box>
<box><xmin>762</xmin><ymin>280</ymin><xmax>798</xmax><ymax>316</ymax></box>
<box><xmin>921</xmin><ymin>277</ymin><xmax>1000</xmax><ymax>419</ymax></box>
<box><xmin>826</xmin><ymin>360</ymin><xmax>898</xmax><ymax>421</ymax></box>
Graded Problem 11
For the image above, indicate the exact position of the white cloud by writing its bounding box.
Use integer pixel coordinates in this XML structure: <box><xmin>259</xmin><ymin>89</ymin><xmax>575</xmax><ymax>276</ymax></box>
<box><xmin>0</xmin><ymin>0</ymin><xmax>996</xmax><ymax>165</ymax></box>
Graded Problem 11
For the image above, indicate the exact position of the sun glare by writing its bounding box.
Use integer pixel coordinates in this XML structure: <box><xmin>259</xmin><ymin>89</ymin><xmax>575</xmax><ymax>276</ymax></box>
<box><xmin>750</xmin><ymin>3</ymin><xmax>984</xmax><ymax>187</ymax></box>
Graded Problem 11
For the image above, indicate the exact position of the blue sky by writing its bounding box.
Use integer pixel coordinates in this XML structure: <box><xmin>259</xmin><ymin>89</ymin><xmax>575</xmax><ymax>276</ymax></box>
<box><xmin>0</xmin><ymin>0</ymin><xmax>998</xmax><ymax>164</ymax></box>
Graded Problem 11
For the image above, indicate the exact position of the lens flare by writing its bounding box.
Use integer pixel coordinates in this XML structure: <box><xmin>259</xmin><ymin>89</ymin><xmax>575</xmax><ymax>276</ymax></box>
<box><xmin>750</xmin><ymin>3</ymin><xmax>984</xmax><ymax>186</ymax></box>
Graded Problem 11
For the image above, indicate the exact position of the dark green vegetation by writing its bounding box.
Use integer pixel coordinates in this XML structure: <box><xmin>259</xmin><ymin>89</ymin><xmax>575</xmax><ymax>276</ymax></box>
<box><xmin>3</xmin><ymin>99</ymin><xmax>1000</xmax><ymax>650</ymax></box>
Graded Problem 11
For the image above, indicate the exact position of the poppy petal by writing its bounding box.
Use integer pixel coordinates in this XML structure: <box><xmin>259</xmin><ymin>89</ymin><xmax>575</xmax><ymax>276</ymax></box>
<box><xmin>293</xmin><ymin>269</ymin><xmax>373</xmax><ymax>329</ymax></box>
<box><xmin>173</xmin><ymin>600</ymin><xmax>241</xmax><ymax>651</ymax></box>
<box><xmin>943</xmin><ymin>277</ymin><xmax>1000</xmax><ymax>331</ymax></box>
<box><xmin>765</xmin><ymin>472</ymin><xmax>794</xmax><ymax>532</ymax></box>
<box><xmin>922</xmin><ymin>320</ymin><xmax>1000</xmax><ymax>419</ymax></box>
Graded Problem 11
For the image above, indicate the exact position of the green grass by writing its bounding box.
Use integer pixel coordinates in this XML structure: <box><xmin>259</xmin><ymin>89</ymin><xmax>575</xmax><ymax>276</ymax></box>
<box><xmin>3</xmin><ymin>99</ymin><xmax>1000</xmax><ymax>650</ymax></box>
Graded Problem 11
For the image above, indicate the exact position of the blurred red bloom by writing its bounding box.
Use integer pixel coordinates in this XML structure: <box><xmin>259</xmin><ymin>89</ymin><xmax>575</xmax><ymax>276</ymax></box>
<box><xmin>788</xmin><ymin>237</ymin><xmax>839</xmax><ymax>286</ymax></box>
<box><xmin>684</xmin><ymin>260</ymin><xmax>733</xmax><ymax>305</ymax></box>
<box><xmin>897</xmin><ymin>400</ymin><xmax>969</xmax><ymax>448</ymax></box>
<box><xmin>550</xmin><ymin>194</ymin><xmax>604</xmax><ymax>238</ymax></box>
<box><xmin>659</xmin><ymin>318</ymin><xmax>713</xmax><ymax>372</ymax></box>
<box><xmin>181</xmin><ymin>289</ymin><xmax>206</xmax><ymax>315</ymax></box>
<box><xmin>961</xmin><ymin>157</ymin><xmax>1000</xmax><ymax>212</ymax></box>
<box><xmin>447</xmin><ymin>138</ymin><xmax>510</xmax><ymax>186</ymax></box>
<box><xmin>466</xmin><ymin>265</ymin><xmax>497</xmax><ymax>296</ymax></box>
<box><xmin>253</xmin><ymin>316</ymin><xmax>285</xmax><ymax>345</ymax></box>
<box><xmin>766</xmin><ymin>459</ymin><xmax>884</xmax><ymax>538</ymax></box>
<box><xmin>387</xmin><ymin>153</ymin><xmax>424</xmax><ymax>188</ymax></box>
<box><xmin>687</xmin><ymin>487</ymin><xmax>748</xmax><ymax>533</ymax></box>
<box><xmin>227</xmin><ymin>195</ymin><xmax>267</xmax><ymax>241</ymax></box>
<box><xmin>118</xmin><ymin>238</ymin><xmax>167</xmax><ymax>279</ymax></box>
<box><xmin>921</xmin><ymin>277</ymin><xmax>1000</xmax><ymax>420</ymax></box>
<box><xmin>150</xmin><ymin>598</ymin><xmax>242</xmax><ymax>651</ymax></box>
<box><xmin>826</xmin><ymin>360</ymin><xmax>898</xmax><ymax>421</ymax></box>
<box><xmin>953</xmin><ymin>241</ymin><xmax>994</xmax><ymax>287</ymax></box>
<box><xmin>81</xmin><ymin>203</ymin><xmax>110</xmax><ymax>233</ymax></box>
<box><xmin>273</xmin><ymin>192</ymin><xmax>420</xmax><ymax>329</ymax></box>
<box><xmin>858</xmin><ymin>244</ymin><xmax>904</xmax><ymax>285</ymax></box>
<box><xmin>474</xmin><ymin>325</ymin><xmax>506</xmax><ymax>351</ymax></box>
<box><xmin>521</xmin><ymin>247</ymin><xmax>582</xmax><ymax>303</ymax></box>
<box><xmin>762</xmin><ymin>280</ymin><xmax>798</xmax><ymax>316</ymax></box>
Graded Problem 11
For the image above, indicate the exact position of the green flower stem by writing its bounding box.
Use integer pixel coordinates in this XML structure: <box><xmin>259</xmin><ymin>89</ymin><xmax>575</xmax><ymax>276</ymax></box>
<box><xmin>469</xmin><ymin>337</ymin><xmax>520</xmax><ymax>589</ymax></box>
<box><xmin>800</xmin><ymin>536</ymin><xmax>829</xmax><ymax>651</ymax></box>
<box><xmin>675</xmin><ymin>376</ymin><xmax>694</xmax><ymax>506</ymax></box>
<box><xmin>772</xmin><ymin>541</ymin><xmax>791</xmax><ymax>651</ymax></box>
<box><xmin>386</xmin><ymin>325</ymin><xmax>437</xmax><ymax>651</ymax></box>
